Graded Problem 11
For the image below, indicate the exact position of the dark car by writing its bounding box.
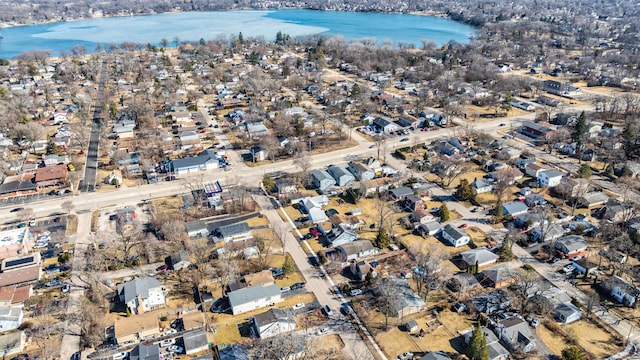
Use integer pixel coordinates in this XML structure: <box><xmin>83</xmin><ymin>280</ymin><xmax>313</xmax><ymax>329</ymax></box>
<box><xmin>53</xmin><ymin>216</ymin><xmax>62</xmax><ymax>223</ymax></box>
<box><xmin>10</xmin><ymin>207</ymin><xmax>23</xmax><ymax>213</ymax></box>
<box><xmin>165</xmin><ymin>175</ymin><xmax>176</xmax><ymax>181</ymax></box>
<box><xmin>325</xmin><ymin>208</ymin><xmax>339</xmax><ymax>217</ymax></box>
<box><xmin>291</xmin><ymin>282</ymin><xmax>305</xmax><ymax>290</ymax></box>
<box><xmin>156</xmin><ymin>264</ymin><xmax>169</xmax><ymax>271</ymax></box>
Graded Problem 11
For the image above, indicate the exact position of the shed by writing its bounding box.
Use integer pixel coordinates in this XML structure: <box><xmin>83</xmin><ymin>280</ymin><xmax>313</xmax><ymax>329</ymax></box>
<box><xmin>555</xmin><ymin>302</ymin><xmax>582</xmax><ymax>324</ymax></box>
<box><xmin>402</xmin><ymin>319</ymin><xmax>419</xmax><ymax>333</ymax></box>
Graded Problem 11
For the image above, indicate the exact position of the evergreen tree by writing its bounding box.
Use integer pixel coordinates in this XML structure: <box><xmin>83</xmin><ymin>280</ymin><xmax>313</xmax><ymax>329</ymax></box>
<box><xmin>561</xmin><ymin>346</ymin><xmax>587</xmax><ymax>360</ymax></box>
<box><xmin>572</xmin><ymin>111</ymin><xmax>588</xmax><ymax>147</ymax></box>
<box><xmin>282</xmin><ymin>254</ymin><xmax>295</xmax><ymax>276</ymax></box>
<box><xmin>500</xmin><ymin>233</ymin><xmax>514</xmax><ymax>261</ymax></box>
<box><xmin>455</xmin><ymin>179</ymin><xmax>477</xmax><ymax>201</ymax></box>
<box><xmin>467</xmin><ymin>323</ymin><xmax>488</xmax><ymax>360</ymax></box>
<box><xmin>125</xmin><ymin>307</ymin><xmax>131</xmax><ymax>317</ymax></box>
<box><xmin>375</xmin><ymin>228</ymin><xmax>391</xmax><ymax>249</ymax></box>
<box><xmin>440</xmin><ymin>204</ymin><xmax>450</xmax><ymax>222</ymax></box>
<box><xmin>577</xmin><ymin>164</ymin><xmax>592</xmax><ymax>179</ymax></box>
<box><xmin>262</xmin><ymin>174</ymin><xmax>275</xmax><ymax>192</ymax></box>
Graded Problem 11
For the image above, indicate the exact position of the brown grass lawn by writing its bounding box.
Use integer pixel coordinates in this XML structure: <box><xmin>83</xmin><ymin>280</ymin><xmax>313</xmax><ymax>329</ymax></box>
<box><xmin>65</xmin><ymin>214</ymin><xmax>78</xmax><ymax>236</ymax></box>
<box><xmin>566</xmin><ymin>320</ymin><xmax>623</xmax><ymax>358</ymax></box>
<box><xmin>245</xmin><ymin>215</ymin><xmax>270</xmax><ymax>227</ymax></box>
<box><xmin>151</xmin><ymin>196</ymin><xmax>185</xmax><ymax>215</ymax></box>
<box><xmin>210</xmin><ymin>291</ymin><xmax>318</xmax><ymax>346</ymax></box>
<box><xmin>537</xmin><ymin>323</ymin><xmax>567</xmax><ymax>355</ymax></box>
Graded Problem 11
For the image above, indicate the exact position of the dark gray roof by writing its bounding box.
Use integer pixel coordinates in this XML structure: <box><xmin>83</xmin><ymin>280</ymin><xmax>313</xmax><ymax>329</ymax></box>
<box><xmin>555</xmin><ymin>302</ymin><xmax>581</xmax><ymax>318</ymax></box>
<box><xmin>219</xmin><ymin>344</ymin><xmax>249</xmax><ymax>360</ymax></box>
<box><xmin>130</xmin><ymin>344</ymin><xmax>161</xmax><ymax>360</ymax></box>
<box><xmin>541</xmin><ymin>169</ymin><xmax>564</xmax><ymax>178</ymax></box>
<box><xmin>389</xmin><ymin>187</ymin><xmax>413</xmax><ymax>198</ymax></box>
<box><xmin>171</xmin><ymin>155</ymin><xmax>213</xmax><ymax>170</ymax></box>
<box><xmin>419</xmin><ymin>352</ymin><xmax>452</xmax><ymax>360</ymax></box>
<box><xmin>170</xmin><ymin>250</ymin><xmax>190</xmax><ymax>265</ymax></box>
<box><xmin>0</xmin><ymin>180</ymin><xmax>37</xmax><ymax>195</ymax></box>
<box><xmin>327</xmin><ymin>165</ymin><xmax>354</xmax><ymax>179</ymax></box>
<box><xmin>471</xmin><ymin>289</ymin><xmax>511</xmax><ymax>314</ymax></box>
<box><xmin>216</xmin><ymin>222</ymin><xmax>250</xmax><ymax>238</ymax></box>
<box><xmin>253</xmin><ymin>308</ymin><xmax>293</xmax><ymax>328</ymax></box>
<box><xmin>185</xmin><ymin>220</ymin><xmax>205</xmax><ymax>233</ymax></box>
<box><xmin>182</xmin><ymin>329</ymin><xmax>208</xmax><ymax>353</ymax></box>
<box><xmin>117</xmin><ymin>277</ymin><xmax>162</xmax><ymax>304</ymax></box>
<box><xmin>502</xmin><ymin>201</ymin><xmax>528</xmax><ymax>215</ymax></box>
<box><xmin>442</xmin><ymin>224</ymin><xmax>468</xmax><ymax>241</ymax></box>
<box><xmin>310</xmin><ymin>169</ymin><xmax>334</xmax><ymax>182</ymax></box>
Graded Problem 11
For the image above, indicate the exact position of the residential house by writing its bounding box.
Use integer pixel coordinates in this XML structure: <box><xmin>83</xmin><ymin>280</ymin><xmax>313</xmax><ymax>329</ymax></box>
<box><xmin>170</xmin><ymin>250</ymin><xmax>191</xmax><ymax>271</ymax></box>
<box><xmin>337</xmin><ymin>240</ymin><xmax>376</xmax><ymax>261</ymax></box>
<box><xmin>326</xmin><ymin>225</ymin><xmax>358</xmax><ymax>247</ymax></box>
<box><xmin>0</xmin><ymin>305</ymin><xmax>23</xmax><ymax>332</ymax></box>
<box><xmin>360</xmin><ymin>177</ymin><xmax>396</xmax><ymax>197</ymax></box>
<box><xmin>524</xmin><ymin>163</ymin><xmax>547</xmax><ymax>178</ymax></box>
<box><xmin>448</xmin><ymin>272</ymin><xmax>481</xmax><ymax>293</ymax></box>
<box><xmin>579</xmin><ymin>192</ymin><xmax>609</xmax><ymax>208</ymax></box>
<box><xmin>245</xmin><ymin>121</ymin><xmax>270</xmax><ymax>138</ymax></box>
<box><xmin>117</xmin><ymin>277</ymin><xmax>166</xmax><ymax>315</ymax></box>
<box><xmin>178</xmin><ymin>130</ymin><xmax>201</xmax><ymax>149</ymax></box>
<box><xmin>420</xmin><ymin>352</ymin><xmax>453</xmax><ymax>360</ymax></box>
<box><xmin>298</xmin><ymin>196</ymin><xmax>329</xmax><ymax>224</ymax></box>
<box><xmin>327</xmin><ymin>165</ymin><xmax>355</xmax><ymax>187</ymax></box>
<box><xmin>461</xmin><ymin>248</ymin><xmax>499</xmax><ymax>269</ymax></box>
<box><xmin>480</xmin><ymin>264</ymin><xmax>517</xmax><ymax>288</ymax></box>
<box><xmin>555</xmin><ymin>302</ymin><xmax>582</xmax><ymax>324</ymax></box>
<box><xmin>114</xmin><ymin>311</ymin><xmax>160</xmax><ymax>345</ymax></box>
<box><xmin>213</xmin><ymin>222</ymin><xmax>252</xmax><ymax>243</ymax></box>
<box><xmin>402</xmin><ymin>194</ymin><xmax>425</xmax><ymax>213</ymax></box>
<box><xmin>185</xmin><ymin>220</ymin><xmax>208</xmax><ymax>238</ymax></box>
<box><xmin>502</xmin><ymin>201</ymin><xmax>529</xmax><ymax>217</ymax></box>
<box><xmin>495</xmin><ymin>317</ymin><xmax>537</xmax><ymax>353</ymax></box>
<box><xmin>42</xmin><ymin>154</ymin><xmax>68</xmax><ymax>167</ymax></box>
<box><xmin>228</xmin><ymin>284</ymin><xmax>283</xmax><ymax>315</ymax></box>
<box><xmin>250</xmin><ymin>145</ymin><xmax>266</xmax><ymax>162</ymax></box>
<box><xmin>499</xmin><ymin>147</ymin><xmax>521</xmax><ymax>160</ymax></box>
<box><xmin>572</xmin><ymin>258</ymin><xmax>598</xmax><ymax>276</ymax></box>
<box><xmin>329</xmin><ymin>214</ymin><xmax>361</xmax><ymax>231</ymax></box>
<box><xmin>389</xmin><ymin>187</ymin><xmax>414</xmax><ymax>201</ymax></box>
<box><xmin>363</xmin><ymin>157</ymin><xmax>383</xmax><ymax>174</ymax></box>
<box><xmin>472</xmin><ymin>178</ymin><xmax>494</xmax><ymax>194</ymax></box>
<box><xmin>520</xmin><ymin>121</ymin><xmax>555</xmax><ymax>140</ymax></box>
<box><xmin>437</xmin><ymin>141</ymin><xmax>460</xmax><ymax>156</ymax></box>
<box><xmin>372</xmin><ymin>117</ymin><xmax>399</xmax><ymax>133</ymax></box>
<box><xmin>542</xmin><ymin>80</ymin><xmax>579</xmax><ymax>96</ymax></box>
<box><xmin>34</xmin><ymin>164</ymin><xmax>67</xmax><ymax>188</ymax></box>
<box><xmin>538</xmin><ymin>169</ymin><xmax>564</xmax><ymax>187</ymax></box>
<box><xmin>347</xmin><ymin>162</ymin><xmax>375</xmax><ymax>181</ymax></box>
<box><xmin>411</xmin><ymin>209</ymin><xmax>436</xmax><ymax>225</ymax></box>
<box><xmin>610</xmin><ymin>276</ymin><xmax>639</xmax><ymax>306</ymax></box>
<box><xmin>441</xmin><ymin>224</ymin><xmax>470</xmax><ymax>247</ymax></box>
<box><xmin>252</xmin><ymin>308</ymin><xmax>296</xmax><ymax>338</ymax></box>
<box><xmin>229</xmin><ymin>270</ymin><xmax>275</xmax><ymax>292</ymax></box>
<box><xmin>555</xmin><ymin>235</ymin><xmax>588</xmax><ymax>256</ymax></box>
<box><xmin>350</xmin><ymin>261</ymin><xmax>371</xmax><ymax>281</ymax></box>
<box><xmin>416</xmin><ymin>221</ymin><xmax>441</xmax><ymax>237</ymax></box>
<box><xmin>129</xmin><ymin>344</ymin><xmax>162</xmax><ymax>360</ymax></box>
<box><xmin>310</xmin><ymin>169</ymin><xmax>336</xmax><ymax>192</ymax></box>
<box><xmin>463</xmin><ymin>327</ymin><xmax>510</xmax><ymax>360</ymax></box>
<box><xmin>471</xmin><ymin>289</ymin><xmax>511</xmax><ymax>314</ymax></box>
<box><xmin>183</xmin><ymin>329</ymin><xmax>210</xmax><ymax>355</ymax></box>
<box><xmin>275</xmin><ymin>178</ymin><xmax>297</xmax><ymax>199</ymax></box>
<box><xmin>531</xmin><ymin>223</ymin><xmax>565</xmax><ymax>243</ymax></box>
<box><xmin>379</xmin><ymin>279</ymin><xmax>425</xmax><ymax>317</ymax></box>
<box><xmin>0</xmin><ymin>331</ymin><xmax>26</xmax><ymax>356</ymax></box>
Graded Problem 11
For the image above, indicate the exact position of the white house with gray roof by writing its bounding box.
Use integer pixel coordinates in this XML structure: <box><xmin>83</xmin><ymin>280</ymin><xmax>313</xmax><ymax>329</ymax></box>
<box><xmin>442</xmin><ymin>224</ymin><xmax>470</xmax><ymax>247</ymax></box>
<box><xmin>537</xmin><ymin>169</ymin><xmax>564</xmax><ymax>187</ymax></box>
<box><xmin>228</xmin><ymin>284</ymin><xmax>282</xmax><ymax>315</ymax></box>
<box><xmin>213</xmin><ymin>222</ymin><xmax>252</xmax><ymax>243</ymax></box>
<box><xmin>310</xmin><ymin>169</ymin><xmax>336</xmax><ymax>192</ymax></box>
<box><xmin>117</xmin><ymin>277</ymin><xmax>165</xmax><ymax>314</ymax></box>
<box><xmin>347</xmin><ymin>162</ymin><xmax>375</xmax><ymax>181</ymax></box>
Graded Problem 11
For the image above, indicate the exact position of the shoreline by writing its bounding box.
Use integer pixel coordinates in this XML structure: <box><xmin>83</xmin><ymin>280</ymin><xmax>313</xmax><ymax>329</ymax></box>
<box><xmin>0</xmin><ymin>7</ymin><xmax>452</xmax><ymax>30</ymax></box>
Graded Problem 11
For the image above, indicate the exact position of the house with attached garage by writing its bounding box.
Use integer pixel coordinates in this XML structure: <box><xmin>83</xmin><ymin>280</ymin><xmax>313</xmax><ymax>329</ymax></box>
<box><xmin>480</xmin><ymin>264</ymin><xmax>517</xmax><ymax>288</ymax></box>
<box><xmin>388</xmin><ymin>187</ymin><xmax>414</xmax><ymax>201</ymax></box>
<box><xmin>416</xmin><ymin>221</ymin><xmax>441</xmax><ymax>237</ymax></box>
<box><xmin>337</xmin><ymin>240</ymin><xmax>376</xmax><ymax>261</ymax></box>
<box><xmin>326</xmin><ymin>225</ymin><xmax>358</xmax><ymax>247</ymax></box>
<box><xmin>327</xmin><ymin>165</ymin><xmax>355</xmax><ymax>187</ymax></box>
<box><xmin>228</xmin><ymin>284</ymin><xmax>282</xmax><ymax>315</ymax></box>
<box><xmin>494</xmin><ymin>317</ymin><xmax>537</xmax><ymax>353</ymax></box>
<box><xmin>252</xmin><ymin>308</ymin><xmax>296</xmax><ymax>338</ymax></box>
<box><xmin>117</xmin><ymin>277</ymin><xmax>166</xmax><ymax>315</ymax></box>
<box><xmin>185</xmin><ymin>220</ymin><xmax>209</xmax><ymax>238</ymax></box>
<box><xmin>310</xmin><ymin>169</ymin><xmax>336</xmax><ymax>192</ymax></box>
<box><xmin>472</xmin><ymin>178</ymin><xmax>494</xmax><ymax>194</ymax></box>
<box><xmin>170</xmin><ymin>250</ymin><xmax>191</xmax><ymax>271</ymax></box>
<box><xmin>502</xmin><ymin>201</ymin><xmax>529</xmax><ymax>217</ymax></box>
<box><xmin>555</xmin><ymin>235</ymin><xmax>588</xmax><ymax>256</ymax></box>
<box><xmin>441</xmin><ymin>224</ymin><xmax>470</xmax><ymax>247</ymax></box>
<box><xmin>372</xmin><ymin>117</ymin><xmax>399</xmax><ymax>133</ymax></box>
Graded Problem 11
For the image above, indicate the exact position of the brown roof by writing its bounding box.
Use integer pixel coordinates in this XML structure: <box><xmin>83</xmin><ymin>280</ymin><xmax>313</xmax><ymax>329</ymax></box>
<box><xmin>114</xmin><ymin>310</ymin><xmax>159</xmax><ymax>340</ymax></box>
<box><xmin>242</xmin><ymin>270</ymin><xmax>274</xmax><ymax>288</ymax></box>
<box><xmin>34</xmin><ymin>164</ymin><xmax>67</xmax><ymax>182</ymax></box>
<box><xmin>329</xmin><ymin>214</ymin><xmax>360</xmax><ymax>226</ymax></box>
<box><xmin>182</xmin><ymin>311</ymin><xmax>206</xmax><ymax>331</ymax></box>
<box><xmin>0</xmin><ymin>285</ymin><xmax>31</xmax><ymax>304</ymax></box>
<box><xmin>362</xmin><ymin>177</ymin><xmax>396</xmax><ymax>189</ymax></box>
<box><xmin>0</xmin><ymin>265</ymin><xmax>40</xmax><ymax>287</ymax></box>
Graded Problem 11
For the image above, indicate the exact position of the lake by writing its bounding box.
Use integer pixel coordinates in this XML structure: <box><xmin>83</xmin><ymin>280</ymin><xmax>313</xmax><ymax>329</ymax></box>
<box><xmin>0</xmin><ymin>10</ymin><xmax>475</xmax><ymax>58</ymax></box>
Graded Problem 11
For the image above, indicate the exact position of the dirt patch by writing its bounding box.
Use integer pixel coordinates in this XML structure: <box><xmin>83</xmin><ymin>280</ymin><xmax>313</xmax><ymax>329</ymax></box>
<box><xmin>65</xmin><ymin>214</ymin><xmax>78</xmax><ymax>236</ymax></box>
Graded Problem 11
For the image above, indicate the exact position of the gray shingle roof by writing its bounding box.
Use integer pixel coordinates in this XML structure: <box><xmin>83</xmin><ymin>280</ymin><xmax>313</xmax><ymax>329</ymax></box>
<box><xmin>117</xmin><ymin>277</ymin><xmax>162</xmax><ymax>304</ymax></box>
<box><xmin>228</xmin><ymin>284</ymin><xmax>281</xmax><ymax>308</ymax></box>
<box><xmin>182</xmin><ymin>329</ymin><xmax>208</xmax><ymax>353</ymax></box>
<box><xmin>216</xmin><ymin>222</ymin><xmax>250</xmax><ymax>238</ymax></box>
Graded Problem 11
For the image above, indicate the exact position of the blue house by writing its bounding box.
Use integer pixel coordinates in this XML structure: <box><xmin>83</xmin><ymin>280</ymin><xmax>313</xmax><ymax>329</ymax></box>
<box><xmin>502</xmin><ymin>201</ymin><xmax>529</xmax><ymax>217</ymax></box>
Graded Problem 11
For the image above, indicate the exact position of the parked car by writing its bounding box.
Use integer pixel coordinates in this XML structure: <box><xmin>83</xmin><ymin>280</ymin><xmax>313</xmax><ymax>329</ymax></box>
<box><xmin>160</xmin><ymin>338</ymin><xmax>176</xmax><ymax>347</ymax></box>
<box><xmin>400</xmin><ymin>137</ymin><xmax>410</xmax><ymax>142</ymax></box>
<box><xmin>458</xmin><ymin>223</ymin><xmax>468</xmax><ymax>229</ymax></box>
<box><xmin>562</xmin><ymin>264</ymin><xmax>575</xmax><ymax>274</ymax></box>
<box><xmin>112</xmin><ymin>352</ymin><xmax>128</xmax><ymax>360</ymax></box>
<box><xmin>29</xmin><ymin>219</ymin><xmax>36</xmax><ymax>226</ymax></box>
<box><xmin>398</xmin><ymin>352</ymin><xmax>414</xmax><ymax>360</ymax></box>
<box><xmin>10</xmin><ymin>207</ymin><xmax>23</xmax><ymax>213</ymax></box>
<box><xmin>350</xmin><ymin>289</ymin><xmax>363</xmax><ymax>296</ymax></box>
<box><xmin>156</xmin><ymin>264</ymin><xmax>169</xmax><ymax>271</ymax></box>
<box><xmin>280</xmin><ymin>286</ymin><xmax>291</xmax><ymax>293</ymax></box>
<box><xmin>323</xmin><ymin>304</ymin><xmax>333</xmax><ymax>316</ymax></box>
<box><xmin>317</xmin><ymin>327</ymin><xmax>329</xmax><ymax>335</ymax></box>
<box><xmin>530</xmin><ymin>318</ymin><xmax>540</xmax><ymax>328</ymax></box>
<box><xmin>61</xmin><ymin>284</ymin><xmax>70</xmax><ymax>293</ymax></box>
<box><xmin>293</xmin><ymin>303</ymin><xmax>306</xmax><ymax>310</ymax></box>
<box><xmin>168</xmin><ymin>345</ymin><xmax>183</xmax><ymax>354</ymax></box>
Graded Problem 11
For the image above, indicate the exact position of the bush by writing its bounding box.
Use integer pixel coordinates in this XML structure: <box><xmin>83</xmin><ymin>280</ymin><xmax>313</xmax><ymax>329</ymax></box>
<box><xmin>58</xmin><ymin>252</ymin><xmax>71</xmax><ymax>264</ymax></box>
<box><xmin>160</xmin><ymin>316</ymin><xmax>168</xmax><ymax>322</ymax></box>
<box><xmin>394</xmin><ymin>150</ymin><xmax>407</xmax><ymax>160</ymax></box>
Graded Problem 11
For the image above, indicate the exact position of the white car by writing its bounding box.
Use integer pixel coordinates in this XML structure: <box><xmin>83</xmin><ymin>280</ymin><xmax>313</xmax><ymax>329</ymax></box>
<box><xmin>398</xmin><ymin>352</ymin><xmax>414</xmax><ymax>360</ymax></box>
<box><xmin>316</xmin><ymin>327</ymin><xmax>329</xmax><ymax>336</ymax></box>
<box><xmin>292</xmin><ymin>303</ymin><xmax>306</xmax><ymax>310</ymax></box>
<box><xmin>160</xmin><ymin>338</ymin><xmax>175</xmax><ymax>347</ymax></box>
<box><xmin>350</xmin><ymin>289</ymin><xmax>363</xmax><ymax>296</ymax></box>
<box><xmin>164</xmin><ymin>329</ymin><xmax>177</xmax><ymax>335</ymax></box>
<box><xmin>112</xmin><ymin>352</ymin><xmax>128</xmax><ymax>360</ymax></box>
<box><xmin>168</xmin><ymin>345</ymin><xmax>183</xmax><ymax>354</ymax></box>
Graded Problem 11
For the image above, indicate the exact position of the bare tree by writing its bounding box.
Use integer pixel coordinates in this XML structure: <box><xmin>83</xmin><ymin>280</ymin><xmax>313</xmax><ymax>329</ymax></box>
<box><xmin>61</xmin><ymin>200</ymin><xmax>75</xmax><ymax>214</ymax></box>
<box><xmin>512</xmin><ymin>268</ymin><xmax>546</xmax><ymax>313</ymax></box>
<box><xmin>18</xmin><ymin>208</ymin><xmax>35</xmax><ymax>223</ymax></box>
<box><xmin>292</xmin><ymin>151</ymin><xmax>312</xmax><ymax>185</ymax></box>
<box><xmin>411</xmin><ymin>243</ymin><xmax>446</xmax><ymax>300</ymax></box>
<box><xmin>374</xmin><ymin>194</ymin><xmax>393</xmax><ymax>231</ymax></box>
<box><xmin>373</xmin><ymin>277</ymin><xmax>399</xmax><ymax>330</ymax></box>
<box><xmin>491</xmin><ymin>169</ymin><xmax>516</xmax><ymax>205</ymax></box>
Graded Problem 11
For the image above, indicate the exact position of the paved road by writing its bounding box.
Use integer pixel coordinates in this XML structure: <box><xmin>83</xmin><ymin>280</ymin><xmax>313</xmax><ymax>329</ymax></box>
<box><xmin>252</xmin><ymin>193</ymin><xmax>384</xmax><ymax>360</ymax></box>
<box><xmin>80</xmin><ymin>60</ymin><xmax>107</xmax><ymax>192</ymax></box>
